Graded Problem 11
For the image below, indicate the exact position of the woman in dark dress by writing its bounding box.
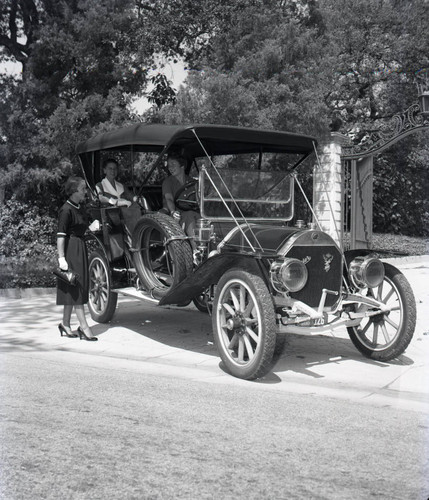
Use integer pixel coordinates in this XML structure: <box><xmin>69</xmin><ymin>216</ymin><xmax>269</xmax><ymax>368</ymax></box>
<box><xmin>57</xmin><ymin>176</ymin><xmax>99</xmax><ymax>341</ymax></box>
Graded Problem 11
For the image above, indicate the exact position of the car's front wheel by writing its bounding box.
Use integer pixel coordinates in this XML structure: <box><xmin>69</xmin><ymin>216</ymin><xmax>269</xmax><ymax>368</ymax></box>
<box><xmin>88</xmin><ymin>251</ymin><xmax>118</xmax><ymax>323</ymax></box>
<box><xmin>347</xmin><ymin>263</ymin><xmax>416</xmax><ymax>361</ymax></box>
<box><xmin>212</xmin><ymin>269</ymin><xmax>276</xmax><ymax>380</ymax></box>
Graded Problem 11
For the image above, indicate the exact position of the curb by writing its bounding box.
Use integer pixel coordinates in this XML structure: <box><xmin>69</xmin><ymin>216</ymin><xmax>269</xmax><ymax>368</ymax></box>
<box><xmin>0</xmin><ymin>287</ymin><xmax>56</xmax><ymax>300</ymax></box>
<box><xmin>381</xmin><ymin>254</ymin><xmax>429</xmax><ymax>266</ymax></box>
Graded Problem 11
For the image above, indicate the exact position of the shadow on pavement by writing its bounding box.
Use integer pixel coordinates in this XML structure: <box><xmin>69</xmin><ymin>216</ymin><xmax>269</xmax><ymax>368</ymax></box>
<box><xmin>270</xmin><ymin>333</ymin><xmax>414</xmax><ymax>381</ymax></box>
<box><xmin>0</xmin><ymin>295</ymin><xmax>417</xmax><ymax>382</ymax></box>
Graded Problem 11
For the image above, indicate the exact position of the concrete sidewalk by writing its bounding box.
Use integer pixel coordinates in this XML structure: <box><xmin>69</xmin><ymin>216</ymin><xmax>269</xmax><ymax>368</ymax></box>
<box><xmin>1</xmin><ymin>256</ymin><xmax>428</xmax><ymax>412</ymax></box>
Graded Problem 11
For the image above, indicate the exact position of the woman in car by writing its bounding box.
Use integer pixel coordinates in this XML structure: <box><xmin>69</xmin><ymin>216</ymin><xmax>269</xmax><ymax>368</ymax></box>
<box><xmin>96</xmin><ymin>158</ymin><xmax>133</xmax><ymax>207</ymax></box>
<box><xmin>162</xmin><ymin>154</ymin><xmax>199</xmax><ymax>244</ymax></box>
<box><xmin>96</xmin><ymin>158</ymin><xmax>142</xmax><ymax>245</ymax></box>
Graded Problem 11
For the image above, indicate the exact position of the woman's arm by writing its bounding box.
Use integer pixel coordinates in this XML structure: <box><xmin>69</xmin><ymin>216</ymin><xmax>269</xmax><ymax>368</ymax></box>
<box><xmin>162</xmin><ymin>177</ymin><xmax>176</xmax><ymax>214</ymax></box>
<box><xmin>164</xmin><ymin>191</ymin><xmax>176</xmax><ymax>213</ymax></box>
<box><xmin>96</xmin><ymin>184</ymin><xmax>118</xmax><ymax>206</ymax></box>
<box><xmin>57</xmin><ymin>236</ymin><xmax>68</xmax><ymax>270</ymax></box>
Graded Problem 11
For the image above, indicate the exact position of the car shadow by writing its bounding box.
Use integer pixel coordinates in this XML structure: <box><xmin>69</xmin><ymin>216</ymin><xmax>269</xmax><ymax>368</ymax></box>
<box><xmin>268</xmin><ymin>333</ymin><xmax>414</xmax><ymax>382</ymax></box>
<box><xmin>0</xmin><ymin>296</ymin><xmax>416</xmax><ymax>382</ymax></box>
<box><xmin>95</xmin><ymin>301</ymin><xmax>415</xmax><ymax>383</ymax></box>
<box><xmin>91</xmin><ymin>300</ymin><xmax>218</xmax><ymax>357</ymax></box>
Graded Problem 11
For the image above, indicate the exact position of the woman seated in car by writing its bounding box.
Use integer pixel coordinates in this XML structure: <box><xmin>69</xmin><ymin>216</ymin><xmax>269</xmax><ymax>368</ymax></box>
<box><xmin>96</xmin><ymin>158</ymin><xmax>141</xmax><ymax>245</ymax></box>
<box><xmin>96</xmin><ymin>158</ymin><xmax>134</xmax><ymax>207</ymax></box>
<box><xmin>162</xmin><ymin>154</ymin><xmax>199</xmax><ymax>243</ymax></box>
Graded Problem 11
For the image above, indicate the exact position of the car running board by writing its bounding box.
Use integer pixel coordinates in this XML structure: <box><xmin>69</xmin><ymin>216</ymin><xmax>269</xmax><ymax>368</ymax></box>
<box><xmin>112</xmin><ymin>286</ymin><xmax>159</xmax><ymax>304</ymax></box>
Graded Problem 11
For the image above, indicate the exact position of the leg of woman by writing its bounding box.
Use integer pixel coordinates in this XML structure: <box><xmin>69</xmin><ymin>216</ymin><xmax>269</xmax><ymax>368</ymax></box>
<box><xmin>62</xmin><ymin>305</ymin><xmax>74</xmax><ymax>335</ymax></box>
<box><xmin>75</xmin><ymin>305</ymin><xmax>96</xmax><ymax>339</ymax></box>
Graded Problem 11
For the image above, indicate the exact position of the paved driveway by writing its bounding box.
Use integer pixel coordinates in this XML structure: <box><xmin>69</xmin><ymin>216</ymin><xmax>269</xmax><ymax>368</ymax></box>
<box><xmin>1</xmin><ymin>256</ymin><xmax>428</xmax><ymax>412</ymax></box>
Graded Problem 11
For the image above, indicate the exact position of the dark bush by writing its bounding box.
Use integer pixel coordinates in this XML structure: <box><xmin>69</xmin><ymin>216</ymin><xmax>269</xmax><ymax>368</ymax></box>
<box><xmin>0</xmin><ymin>198</ymin><xmax>57</xmax><ymax>288</ymax></box>
<box><xmin>0</xmin><ymin>198</ymin><xmax>57</xmax><ymax>259</ymax></box>
<box><xmin>373</xmin><ymin>139</ymin><xmax>429</xmax><ymax>237</ymax></box>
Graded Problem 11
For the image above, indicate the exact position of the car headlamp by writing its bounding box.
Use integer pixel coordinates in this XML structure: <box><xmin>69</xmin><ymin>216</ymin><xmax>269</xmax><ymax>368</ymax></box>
<box><xmin>270</xmin><ymin>258</ymin><xmax>308</xmax><ymax>293</ymax></box>
<box><xmin>349</xmin><ymin>256</ymin><xmax>385</xmax><ymax>289</ymax></box>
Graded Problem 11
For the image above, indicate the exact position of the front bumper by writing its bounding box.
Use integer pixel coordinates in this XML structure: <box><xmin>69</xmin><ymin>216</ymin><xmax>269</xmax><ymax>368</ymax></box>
<box><xmin>275</xmin><ymin>292</ymin><xmax>391</xmax><ymax>335</ymax></box>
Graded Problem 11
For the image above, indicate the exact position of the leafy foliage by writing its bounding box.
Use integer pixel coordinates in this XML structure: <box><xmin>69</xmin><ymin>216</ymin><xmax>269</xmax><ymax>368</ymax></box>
<box><xmin>373</xmin><ymin>135</ymin><xmax>429</xmax><ymax>236</ymax></box>
<box><xmin>0</xmin><ymin>0</ymin><xmax>428</xmax><ymax>263</ymax></box>
<box><xmin>0</xmin><ymin>198</ymin><xmax>58</xmax><ymax>288</ymax></box>
<box><xmin>154</xmin><ymin>0</ymin><xmax>429</xmax><ymax>237</ymax></box>
<box><xmin>0</xmin><ymin>198</ymin><xmax>57</xmax><ymax>258</ymax></box>
<box><xmin>154</xmin><ymin>1</ymin><xmax>332</xmax><ymax>135</ymax></box>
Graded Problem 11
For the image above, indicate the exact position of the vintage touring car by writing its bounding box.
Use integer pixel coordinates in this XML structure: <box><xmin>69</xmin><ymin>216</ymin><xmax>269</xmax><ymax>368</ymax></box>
<box><xmin>76</xmin><ymin>124</ymin><xmax>416</xmax><ymax>380</ymax></box>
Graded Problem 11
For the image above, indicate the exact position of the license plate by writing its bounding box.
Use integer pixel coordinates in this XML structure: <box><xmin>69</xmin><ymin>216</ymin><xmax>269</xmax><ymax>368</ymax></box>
<box><xmin>301</xmin><ymin>314</ymin><xmax>328</xmax><ymax>327</ymax></box>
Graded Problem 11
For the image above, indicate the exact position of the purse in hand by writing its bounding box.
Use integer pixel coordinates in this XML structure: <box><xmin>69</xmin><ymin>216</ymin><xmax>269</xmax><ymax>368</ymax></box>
<box><xmin>53</xmin><ymin>268</ymin><xmax>79</xmax><ymax>286</ymax></box>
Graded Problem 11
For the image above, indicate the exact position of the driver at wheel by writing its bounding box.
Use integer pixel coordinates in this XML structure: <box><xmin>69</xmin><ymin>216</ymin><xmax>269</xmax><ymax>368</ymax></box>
<box><xmin>162</xmin><ymin>154</ymin><xmax>199</xmax><ymax>246</ymax></box>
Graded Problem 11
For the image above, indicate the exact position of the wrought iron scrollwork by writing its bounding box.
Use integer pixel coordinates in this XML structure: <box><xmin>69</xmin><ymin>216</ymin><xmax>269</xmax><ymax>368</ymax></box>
<box><xmin>342</xmin><ymin>102</ymin><xmax>429</xmax><ymax>160</ymax></box>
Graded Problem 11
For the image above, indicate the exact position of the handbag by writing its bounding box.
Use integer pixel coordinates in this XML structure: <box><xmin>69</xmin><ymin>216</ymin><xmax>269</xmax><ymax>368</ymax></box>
<box><xmin>53</xmin><ymin>267</ymin><xmax>79</xmax><ymax>286</ymax></box>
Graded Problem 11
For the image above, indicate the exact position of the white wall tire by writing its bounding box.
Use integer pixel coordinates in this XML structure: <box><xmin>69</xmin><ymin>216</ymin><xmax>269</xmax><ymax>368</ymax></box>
<box><xmin>212</xmin><ymin>269</ymin><xmax>276</xmax><ymax>380</ymax></box>
<box><xmin>347</xmin><ymin>263</ymin><xmax>416</xmax><ymax>361</ymax></box>
<box><xmin>88</xmin><ymin>251</ymin><xmax>118</xmax><ymax>323</ymax></box>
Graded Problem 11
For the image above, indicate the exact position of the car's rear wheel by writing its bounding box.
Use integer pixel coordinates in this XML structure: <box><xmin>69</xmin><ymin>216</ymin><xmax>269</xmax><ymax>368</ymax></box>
<box><xmin>347</xmin><ymin>263</ymin><xmax>416</xmax><ymax>361</ymax></box>
<box><xmin>193</xmin><ymin>289</ymin><xmax>211</xmax><ymax>313</ymax></box>
<box><xmin>88</xmin><ymin>250</ymin><xmax>118</xmax><ymax>323</ymax></box>
<box><xmin>212</xmin><ymin>269</ymin><xmax>276</xmax><ymax>380</ymax></box>
<box><xmin>132</xmin><ymin>213</ymin><xmax>193</xmax><ymax>299</ymax></box>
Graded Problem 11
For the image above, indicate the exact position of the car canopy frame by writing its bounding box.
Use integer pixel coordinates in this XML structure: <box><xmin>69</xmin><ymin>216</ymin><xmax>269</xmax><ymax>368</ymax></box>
<box><xmin>76</xmin><ymin>123</ymin><xmax>317</xmax><ymax>157</ymax></box>
<box><xmin>76</xmin><ymin>123</ymin><xmax>317</xmax><ymax>194</ymax></box>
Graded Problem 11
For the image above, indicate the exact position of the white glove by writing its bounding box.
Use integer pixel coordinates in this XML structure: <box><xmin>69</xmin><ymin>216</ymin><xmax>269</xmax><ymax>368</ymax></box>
<box><xmin>108</xmin><ymin>198</ymin><xmax>117</xmax><ymax>205</ymax></box>
<box><xmin>88</xmin><ymin>219</ymin><xmax>101</xmax><ymax>232</ymax></box>
<box><xmin>118</xmin><ymin>199</ymin><xmax>132</xmax><ymax>208</ymax></box>
<box><xmin>172</xmin><ymin>210</ymin><xmax>181</xmax><ymax>221</ymax></box>
<box><xmin>58</xmin><ymin>257</ymin><xmax>68</xmax><ymax>271</ymax></box>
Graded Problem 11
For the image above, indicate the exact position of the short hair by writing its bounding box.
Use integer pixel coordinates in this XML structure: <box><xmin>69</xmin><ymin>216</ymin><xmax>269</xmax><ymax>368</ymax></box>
<box><xmin>103</xmin><ymin>158</ymin><xmax>118</xmax><ymax>170</ymax></box>
<box><xmin>65</xmin><ymin>176</ymin><xmax>85</xmax><ymax>196</ymax></box>
<box><xmin>167</xmin><ymin>154</ymin><xmax>185</xmax><ymax>168</ymax></box>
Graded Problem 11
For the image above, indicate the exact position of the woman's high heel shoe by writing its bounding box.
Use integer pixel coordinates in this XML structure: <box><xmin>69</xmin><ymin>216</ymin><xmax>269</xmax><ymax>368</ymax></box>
<box><xmin>58</xmin><ymin>323</ymin><xmax>78</xmax><ymax>338</ymax></box>
<box><xmin>77</xmin><ymin>326</ymin><xmax>98</xmax><ymax>342</ymax></box>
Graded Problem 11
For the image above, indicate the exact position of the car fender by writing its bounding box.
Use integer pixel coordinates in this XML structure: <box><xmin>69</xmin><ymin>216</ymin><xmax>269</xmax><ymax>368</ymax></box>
<box><xmin>158</xmin><ymin>253</ymin><xmax>265</xmax><ymax>306</ymax></box>
<box><xmin>344</xmin><ymin>248</ymin><xmax>375</xmax><ymax>268</ymax></box>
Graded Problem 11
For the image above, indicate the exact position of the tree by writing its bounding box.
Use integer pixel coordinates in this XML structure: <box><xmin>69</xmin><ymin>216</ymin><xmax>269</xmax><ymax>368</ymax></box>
<box><xmin>154</xmin><ymin>0</ymin><xmax>428</xmax><ymax>236</ymax></box>
<box><xmin>320</xmin><ymin>0</ymin><xmax>429</xmax><ymax>141</ymax></box>
<box><xmin>153</xmin><ymin>0</ymin><xmax>332</xmax><ymax>136</ymax></box>
<box><xmin>0</xmin><ymin>0</ymin><xmax>236</xmax><ymax>208</ymax></box>
<box><xmin>0</xmin><ymin>0</ymin><xmax>154</xmax><ymax>208</ymax></box>
<box><xmin>0</xmin><ymin>0</ymin><xmax>427</xmax><ymax>236</ymax></box>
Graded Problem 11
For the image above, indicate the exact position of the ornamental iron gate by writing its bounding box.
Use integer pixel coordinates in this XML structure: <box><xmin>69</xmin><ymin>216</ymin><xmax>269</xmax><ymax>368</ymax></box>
<box><xmin>341</xmin><ymin>101</ymin><xmax>429</xmax><ymax>250</ymax></box>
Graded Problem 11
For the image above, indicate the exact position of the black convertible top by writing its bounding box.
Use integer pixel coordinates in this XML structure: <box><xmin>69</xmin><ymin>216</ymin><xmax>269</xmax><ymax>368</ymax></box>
<box><xmin>76</xmin><ymin>123</ymin><xmax>317</xmax><ymax>156</ymax></box>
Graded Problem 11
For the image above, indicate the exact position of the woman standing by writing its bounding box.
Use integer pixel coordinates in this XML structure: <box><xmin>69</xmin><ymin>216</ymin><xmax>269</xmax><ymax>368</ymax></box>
<box><xmin>57</xmin><ymin>176</ymin><xmax>99</xmax><ymax>341</ymax></box>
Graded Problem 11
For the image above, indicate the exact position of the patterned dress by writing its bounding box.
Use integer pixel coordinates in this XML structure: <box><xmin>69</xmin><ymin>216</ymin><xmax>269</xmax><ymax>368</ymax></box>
<box><xmin>56</xmin><ymin>200</ymin><xmax>89</xmax><ymax>306</ymax></box>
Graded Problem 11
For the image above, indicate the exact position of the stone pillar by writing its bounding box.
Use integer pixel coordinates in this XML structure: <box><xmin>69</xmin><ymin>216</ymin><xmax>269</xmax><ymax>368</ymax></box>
<box><xmin>313</xmin><ymin>133</ymin><xmax>345</xmax><ymax>247</ymax></box>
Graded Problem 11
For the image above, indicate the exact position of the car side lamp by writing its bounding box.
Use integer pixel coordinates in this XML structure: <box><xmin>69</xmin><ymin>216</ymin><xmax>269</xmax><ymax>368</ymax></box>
<box><xmin>349</xmin><ymin>256</ymin><xmax>385</xmax><ymax>289</ymax></box>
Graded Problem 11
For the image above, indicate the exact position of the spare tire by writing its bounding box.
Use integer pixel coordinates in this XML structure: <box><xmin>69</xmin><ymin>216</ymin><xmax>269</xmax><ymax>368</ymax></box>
<box><xmin>132</xmin><ymin>213</ymin><xmax>193</xmax><ymax>299</ymax></box>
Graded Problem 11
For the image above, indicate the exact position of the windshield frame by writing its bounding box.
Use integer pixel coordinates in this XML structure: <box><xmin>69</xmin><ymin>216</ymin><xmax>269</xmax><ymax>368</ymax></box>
<box><xmin>198</xmin><ymin>165</ymin><xmax>295</xmax><ymax>222</ymax></box>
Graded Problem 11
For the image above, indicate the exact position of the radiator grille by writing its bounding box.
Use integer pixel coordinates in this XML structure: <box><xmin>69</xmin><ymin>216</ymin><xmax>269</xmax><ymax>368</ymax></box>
<box><xmin>286</xmin><ymin>245</ymin><xmax>342</xmax><ymax>308</ymax></box>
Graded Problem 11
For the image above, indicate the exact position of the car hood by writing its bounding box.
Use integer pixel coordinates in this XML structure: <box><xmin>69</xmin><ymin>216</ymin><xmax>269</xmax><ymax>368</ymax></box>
<box><xmin>221</xmin><ymin>224</ymin><xmax>301</xmax><ymax>255</ymax></box>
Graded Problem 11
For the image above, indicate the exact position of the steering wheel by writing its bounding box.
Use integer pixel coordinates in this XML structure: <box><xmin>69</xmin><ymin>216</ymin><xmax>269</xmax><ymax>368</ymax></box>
<box><xmin>174</xmin><ymin>179</ymin><xmax>199</xmax><ymax>211</ymax></box>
